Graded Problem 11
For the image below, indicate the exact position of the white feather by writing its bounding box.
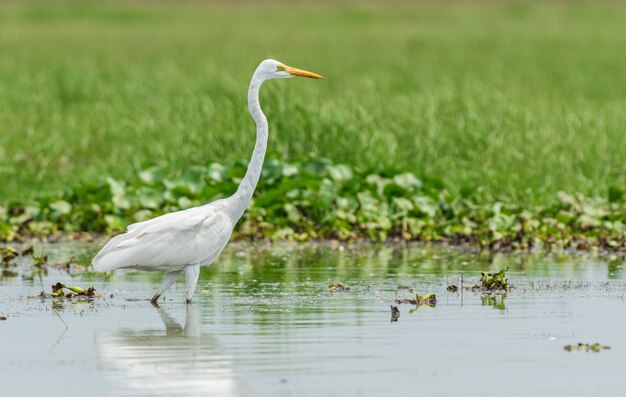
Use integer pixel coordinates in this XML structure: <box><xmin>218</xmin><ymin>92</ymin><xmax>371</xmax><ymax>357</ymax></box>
<box><xmin>90</xmin><ymin>59</ymin><xmax>322</xmax><ymax>302</ymax></box>
<box><xmin>92</xmin><ymin>204</ymin><xmax>233</xmax><ymax>272</ymax></box>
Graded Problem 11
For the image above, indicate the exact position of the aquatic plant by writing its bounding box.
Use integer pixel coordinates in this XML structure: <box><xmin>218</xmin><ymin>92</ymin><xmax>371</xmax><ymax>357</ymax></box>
<box><xmin>0</xmin><ymin>157</ymin><xmax>624</xmax><ymax>252</ymax></box>
<box><xmin>463</xmin><ymin>267</ymin><xmax>512</xmax><ymax>292</ymax></box>
<box><xmin>563</xmin><ymin>343</ymin><xmax>611</xmax><ymax>353</ymax></box>
<box><xmin>395</xmin><ymin>290</ymin><xmax>437</xmax><ymax>306</ymax></box>
<box><xmin>40</xmin><ymin>282</ymin><xmax>97</xmax><ymax>299</ymax></box>
<box><xmin>328</xmin><ymin>283</ymin><xmax>351</xmax><ymax>292</ymax></box>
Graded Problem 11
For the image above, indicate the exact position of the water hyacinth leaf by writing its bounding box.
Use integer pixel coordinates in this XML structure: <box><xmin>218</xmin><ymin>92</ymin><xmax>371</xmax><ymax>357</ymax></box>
<box><xmin>262</xmin><ymin>159</ymin><xmax>285</xmax><ymax>182</ymax></box>
<box><xmin>226</xmin><ymin>164</ymin><xmax>246</xmax><ymax>182</ymax></box>
<box><xmin>0</xmin><ymin>156</ymin><xmax>623</xmax><ymax>251</ymax></box>
<box><xmin>9</xmin><ymin>212</ymin><xmax>33</xmax><ymax>226</ymax></box>
<box><xmin>1</xmin><ymin>246</ymin><xmax>18</xmax><ymax>262</ymax></box>
<box><xmin>357</xmin><ymin>191</ymin><xmax>379</xmax><ymax>210</ymax></box>
<box><xmin>366</xmin><ymin>174</ymin><xmax>391</xmax><ymax>196</ymax></box>
<box><xmin>132</xmin><ymin>209</ymin><xmax>154</xmax><ymax>222</ymax></box>
<box><xmin>336</xmin><ymin>196</ymin><xmax>358</xmax><ymax>211</ymax></box>
<box><xmin>182</xmin><ymin>166</ymin><xmax>208</xmax><ymax>183</ymax></box>
<box><xmin>65</xmin><ymin>285</ymin><xmax>86</xmax><ymax>294</ymax></box>
<box><xmin>0</xmin><ymin>223</ymin><xmax>17</xmax><ymax>242</ymax></box>
<box><xmin>138</xmin><ymin>167</ymin><xmax>164</xmax><ymax>185</ymax></box>
<box><xmin>31</xmin><ymin>221</ymin><xmax>57</xmax><ymax>234</ymax></box>
<box><xmin>392</xmin><ymin>197</ymin><xmax>414</xmax><ymax>215</ymax></box>
<box><xmin>104</xmin><ymin>215</ymin><xmax>126</xmax><ymax>231</ymax></box>
<box><xmin>49</xmin><ymin>200</ymin><xmax>72</xmax><ymax>215</ymax></box>
<box><xmin>578</xmin><ymin>214</ymin><xmax>601</xmax><ymax>229</ymax></box>
<box><xmin>106</xmin><ymin>177</ymin><xmax>125</xmax><ymax>197</ymax></box>
<box><xmin>285</xmin><ymin>189</ymin><xmax>300</xmax><ymax>199</ymax></box>
<box><xmin>283</xmin><ymin>203</ymin><xmax>301</xmax><ymax>223</ymax></box>
<box><xmin>137</xmin><ymin>188</ymin><xmax>164</xmax><ymax>210</ymax></box>
<box><xmin>383</xmin><ymin>183</ymin><xmax>408</xmax><ymax>198</ymax></box>
<box><xmin>392</xmin><ymin>173</ymin><xmax>422</xmax><ymax>191</ymax></box>
<box><xmin>557</xmin><ymin>191</ymin><xmax>579</xmax><ymax>209</ymax></box>
<box><xmin>327</xmin><ymin>164</ymin><xmax>353</xmax><ymax>183</ymax></box>
<box><xmin>178</xmin><ymin>196</ymin><xmax>194</xmax><ymax>209</ymax></box>
<box><xmin>107</xmin><ymin>178</ymin><xmax>130</xmax><ymax>210</ymax></box>
<box><xmin>207</xmin><ymin>163</ymin><xmax>227</xmax><ymax>183</ymax></box>
<box><xmin>302</xmin><ymin>158</ymin><xmax>329</xmax><ymax>175</ymax></box>
<box><xmin>271</xmin><ymin>227</ymin><xmax>295</xmax><ymax>239</ymax></box>
<box><xmin>165</xmin><ymin>182</ymin><xmax>195</xmax><ymax>199</ymax></box>
<box><xmin>282</xmin><ymin>164</ymin><xmax>299</xmax><ymax>177</ymax></box>
<box><xmin>412</xmin><ymin>196</ymin><xmax>438</xmax><ymax>218</ymax></box>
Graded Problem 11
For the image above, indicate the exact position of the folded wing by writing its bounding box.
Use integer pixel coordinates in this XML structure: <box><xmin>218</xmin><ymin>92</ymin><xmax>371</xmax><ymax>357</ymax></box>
<box><xmin>92</xmin><ymin>205</ymin><xmax>233</xmax><ymax>272</ymax></box>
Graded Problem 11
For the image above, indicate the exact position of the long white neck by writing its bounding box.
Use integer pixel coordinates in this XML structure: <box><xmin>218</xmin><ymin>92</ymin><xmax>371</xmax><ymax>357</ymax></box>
<box><xmin>229</xmin><ymin>74</ymin><xmax>267</xmax><ymax>221</ymax></box>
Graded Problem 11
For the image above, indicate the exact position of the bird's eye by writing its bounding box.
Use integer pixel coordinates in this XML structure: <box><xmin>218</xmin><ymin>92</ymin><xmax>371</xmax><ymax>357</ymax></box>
<box><xmin>276</xmin><ymin>65</ymin><xmax>286</xmax><ymax>72</ymax></box>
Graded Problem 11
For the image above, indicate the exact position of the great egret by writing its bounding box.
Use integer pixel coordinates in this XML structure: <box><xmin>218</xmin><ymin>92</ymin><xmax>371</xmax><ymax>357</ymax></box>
<box><xmin>92</xmin><ymin>59</ymin><xmax>323</xmax><ymax>303</ymax></box>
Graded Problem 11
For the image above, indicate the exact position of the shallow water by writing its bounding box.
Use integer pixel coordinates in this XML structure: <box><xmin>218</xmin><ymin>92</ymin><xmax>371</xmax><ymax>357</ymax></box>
<box><xmin>1</xmin><ymin>242</ymin><xmax>625</xmax><ymax>396</ymax></box>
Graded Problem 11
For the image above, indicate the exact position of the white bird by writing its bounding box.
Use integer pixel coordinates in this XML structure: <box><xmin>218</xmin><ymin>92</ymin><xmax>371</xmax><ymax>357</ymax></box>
<box><xmin>92</xmin><ymin>59</ymin><xmax>323</xmax><ymax>303</ymax></box>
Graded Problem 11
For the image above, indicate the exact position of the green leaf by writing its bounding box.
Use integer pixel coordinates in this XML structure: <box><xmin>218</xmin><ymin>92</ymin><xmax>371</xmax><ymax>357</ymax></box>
<box><xmin>49</xmin><ymin>200</ymin><xmax>72</xmax><ymax>215</ymax></box>
<box><xmin>138</xmin><ymin>167</ymin><xmax>164</xmax><ymax>185</ymax></box>
<box><xmin>327</xmin><ymin>164</ymin><xmax>353</xmax><ymax>182</ymax></box>
<box><xmin>393</xmin><ymin>173</ymin><xmax>421</xmax><ymax>191</ymax></box>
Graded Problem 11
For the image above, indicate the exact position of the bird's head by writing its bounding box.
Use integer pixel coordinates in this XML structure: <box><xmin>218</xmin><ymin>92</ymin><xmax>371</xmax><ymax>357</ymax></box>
<box><xmin>255</xmin><ymin>59</ymin><xmax>324</xmax><ymax>81</ymax></box>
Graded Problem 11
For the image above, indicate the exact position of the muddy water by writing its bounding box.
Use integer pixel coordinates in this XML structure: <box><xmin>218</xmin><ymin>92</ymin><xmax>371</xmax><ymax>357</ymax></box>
<box><xmin>1</xmin><ymin>242</ymin><xmax>624</xmax><ymax>396</ymax></box>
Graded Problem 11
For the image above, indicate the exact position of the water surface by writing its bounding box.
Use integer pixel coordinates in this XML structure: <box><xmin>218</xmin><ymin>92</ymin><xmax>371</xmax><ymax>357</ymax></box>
<box><xmin>1</xmin><ymin>242</ymin><xmax>624</xmax><ymax>396</ymax></box>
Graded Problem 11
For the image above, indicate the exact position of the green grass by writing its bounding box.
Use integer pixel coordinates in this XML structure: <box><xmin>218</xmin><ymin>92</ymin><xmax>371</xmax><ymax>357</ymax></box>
<box><xmin>1</xmin><ymin>1</ymin><xmax>625</xmax><ymax>204</ymax></box>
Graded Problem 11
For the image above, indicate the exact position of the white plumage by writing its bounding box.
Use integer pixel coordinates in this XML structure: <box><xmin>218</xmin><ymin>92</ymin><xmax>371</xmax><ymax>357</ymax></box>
<box><xmin>93</xmin><ymin>204</ymin><xmax>232</xmax><ymax>273</ymax></box>
<box><xmin>92</xmin><ymin>59</ymin><xmax>323</xmax><ymax>303</ymax></box>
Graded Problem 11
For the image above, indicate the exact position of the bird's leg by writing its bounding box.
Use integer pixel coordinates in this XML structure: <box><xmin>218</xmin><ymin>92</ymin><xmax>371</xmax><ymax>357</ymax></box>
<box><xmin>151</xmin><ymin>269</ymin><xmax>184</xmax><ymax>303</ymax></box>
<box><xmin>184</xmin><ymin>264</ymin><xmax>200</xmax><ymax>304</ymax></box>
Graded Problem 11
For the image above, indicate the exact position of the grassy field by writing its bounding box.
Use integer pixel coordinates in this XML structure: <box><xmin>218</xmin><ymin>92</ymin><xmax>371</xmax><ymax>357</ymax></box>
<box><xmin>0</xmin><ymin>1</ymin><xmax>625</xmax><ymax>204</ymax></box>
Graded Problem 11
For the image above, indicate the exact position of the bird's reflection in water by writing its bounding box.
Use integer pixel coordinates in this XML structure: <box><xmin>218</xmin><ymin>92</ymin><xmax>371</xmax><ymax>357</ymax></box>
<box><xmin>96</xmin><ymin>305</ymin><xmax>237</xmax><ymax>397</ymax></box>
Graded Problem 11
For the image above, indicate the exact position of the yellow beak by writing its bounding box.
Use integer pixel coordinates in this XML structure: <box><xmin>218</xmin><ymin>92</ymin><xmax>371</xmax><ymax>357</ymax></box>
<box><xmin>284</xmin><ymin>65</ymin><xmax>324</xmax><ymax>79</ymax></box>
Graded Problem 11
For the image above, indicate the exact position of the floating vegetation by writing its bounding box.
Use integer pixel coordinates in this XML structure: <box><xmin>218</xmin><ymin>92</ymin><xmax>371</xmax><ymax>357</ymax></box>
<box><xmin>446</xmin><ymin>284</ymin><xmax>458</xmax><ymax>293</ymax></box>
<box><xmin>32</xmin><ymin>252</ymin><xmax>48</xmax><ymax>267</ymax></box>
<box><xmin>564</xmin><ymin>343</ymin><xmax>611</xmax><ymax>353</ymax></box>
<box><xmin>418</xmin><ymin>293</ymin><xmax>437</xmax><ymax>306</ymax></box>
<box><xmin>481</xmin><ymin>294</ymin><xmax>507</xmax><ymax>311</ymax></box>
<box><xmin>465</xmin><ymin>268</ymin><xmax>511</xmax><ymax>292</ymax></box>
<box><xmin>480</xmin><ymin>268</ymin><xmax>511</xmax><ymax>291</ymax></box>
<box><xmin>0</xmin><ymin>244</ymin><xmax>83</xmax><ymax>274</ymax></box>
<box><xmin>0</xmin><ymin>316</ymin><xmax>6</xmax><ymax>321</ymax></box>
<box><xmin>2</xmin><ymin>245</ymin><xmax>36</xmax><ymax>265</ymax></box>
<box><xmin>1</xmin><ymin>245</ymin><xmax>21</xmax><ymax>278</ymax></box>
<box><xmin>1</xmin><ymin>269</ymin><xmax>17</xmax><ymax>278</ymax></box>
<box><xmin>396</xmin><ymin>290</ymin><xmax>437</xmax><ymax>307</ymax></box>
<box><xmin>328</xmin><ymin>283</ymin><xmax>351</xmax><ymax>292</ymax></box>
<box><xmin>38</xmin><ymin>282</ymin><xmax>98</xmax><ymax>300</ymax></box>
<box><xmin>0</xmin><ymin>158</ymin><xmax>623</xmax><ymax>252</ymax></box>
<box><xmin>394</xmin><ymin>298</ymin><xmax>418</xmax><ymax>304</ymax></box>
<box><xmin>1</xmin><ymin>246</ymin><xmax>18</xmax><ymax>262</ymax></box>
<box><xmin>390</xmin><ymin>305</ymin><xmax>400</xmax><ymax>322</ymax></box>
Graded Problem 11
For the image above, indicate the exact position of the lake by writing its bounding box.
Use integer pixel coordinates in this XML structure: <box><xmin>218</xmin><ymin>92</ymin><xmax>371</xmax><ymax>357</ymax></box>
<box><xmin>1</xmin><ymin>242</ymin><xmax>624</xmax><ymax>396</ymax></box>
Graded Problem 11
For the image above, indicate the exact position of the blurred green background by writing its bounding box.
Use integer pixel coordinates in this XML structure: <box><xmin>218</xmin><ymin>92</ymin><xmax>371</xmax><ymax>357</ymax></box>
<box><xmin>1</xmin><ymin>1</ymin><xmax>625</xmax><ymax>203</ymax></box>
